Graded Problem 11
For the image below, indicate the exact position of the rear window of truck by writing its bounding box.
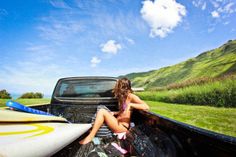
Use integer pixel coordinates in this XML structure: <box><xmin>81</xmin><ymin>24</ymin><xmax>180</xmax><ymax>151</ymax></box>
<box><xmin>54</xmin><ymin>79</ymin><xmax>117</xmax><ymax>98</ymax></box>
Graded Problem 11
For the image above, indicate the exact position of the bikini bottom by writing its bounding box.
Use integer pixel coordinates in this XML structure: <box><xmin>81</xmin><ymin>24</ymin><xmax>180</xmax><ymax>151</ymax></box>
<box><xmin>121</xmin><ymin>124</ymin><xmax>130</xmax><ymax>130</ymax></box>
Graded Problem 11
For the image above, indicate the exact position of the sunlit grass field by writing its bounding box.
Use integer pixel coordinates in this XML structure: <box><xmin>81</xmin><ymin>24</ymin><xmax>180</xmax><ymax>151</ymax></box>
<box><xmin>0</xmin><ymin>98</ymin><xmax>51</xmax><ymax>108</ymax></box>
<box><xmin>148</xmin><ymin>100</ymin><xmax>236</xmax><ymax>137</ymax></box>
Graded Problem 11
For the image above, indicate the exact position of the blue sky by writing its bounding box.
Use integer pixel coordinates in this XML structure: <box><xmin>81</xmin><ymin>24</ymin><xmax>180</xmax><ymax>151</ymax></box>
<box><xmin>0</xmin><ymin>0</ymin><xmax>235</xmax><ymax>95</ymax></box>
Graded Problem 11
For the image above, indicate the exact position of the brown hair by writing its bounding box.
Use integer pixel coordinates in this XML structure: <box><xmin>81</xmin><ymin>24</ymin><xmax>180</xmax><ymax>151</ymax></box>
<box><xmin>113</xmin><ymin>78</ymin><xmax>133</xmax><ymax>111</ymax></box>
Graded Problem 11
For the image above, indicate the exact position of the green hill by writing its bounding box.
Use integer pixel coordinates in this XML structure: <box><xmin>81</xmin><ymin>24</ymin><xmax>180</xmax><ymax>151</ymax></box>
<box><xmin>123</xmin><ymin>39</ymin><xmax>236</xmax><ymax>89</ymax></box>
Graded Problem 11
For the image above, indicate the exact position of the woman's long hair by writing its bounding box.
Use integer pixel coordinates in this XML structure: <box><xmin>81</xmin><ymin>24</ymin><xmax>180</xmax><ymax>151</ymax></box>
<box><xmin>113</xmin><ymin>78</ymin><xmax>133</xmax><ymax>111</ymax></box>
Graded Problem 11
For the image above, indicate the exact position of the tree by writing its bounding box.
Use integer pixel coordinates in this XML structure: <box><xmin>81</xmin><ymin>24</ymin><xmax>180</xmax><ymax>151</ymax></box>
<box><xmin>35</xmin><ymin>92</ymin><xmax>43</xmax><ymax>98</ymax></box>
<box><xmin>0</xmin><ymin>89</ymin><xmax>12</xmax><ymax>99</ymax></box>
<box><xmin>20</xmin><ymin>92</ymin><xmax>44</xmax><ymax>99</ymax></box>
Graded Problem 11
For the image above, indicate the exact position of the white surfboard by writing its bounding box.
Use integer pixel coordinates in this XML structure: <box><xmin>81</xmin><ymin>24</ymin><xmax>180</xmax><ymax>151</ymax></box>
<box><xmin>0</xmin><ymin>109</ymin><xmax>67</xmax><ymax>122</ymax></box>
<box><xmin>0</xmin><ymin>110</ymin><xmax>92</xmax><ymax>157</ymax></box>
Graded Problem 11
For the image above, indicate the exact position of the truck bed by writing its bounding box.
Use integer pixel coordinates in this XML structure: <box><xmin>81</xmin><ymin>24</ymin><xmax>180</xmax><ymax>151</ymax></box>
<box><xmin>32</xmin><ymin>104</ymin><xmax>236</xmax><ymax>157</ymax></box>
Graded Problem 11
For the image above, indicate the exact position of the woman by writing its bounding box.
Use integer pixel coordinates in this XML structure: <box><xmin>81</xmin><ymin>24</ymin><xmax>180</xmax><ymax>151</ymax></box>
<box><xmin>79</xmin><ymin>77</ymin><xmax>149</xmax><ymax>145</ymax></box>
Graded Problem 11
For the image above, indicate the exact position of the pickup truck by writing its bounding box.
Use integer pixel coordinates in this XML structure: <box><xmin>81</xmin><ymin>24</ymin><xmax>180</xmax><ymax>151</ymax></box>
<box><xmin>33</xmin><ymin>76</ymin><xmax>236</xmax><ymax>157</ymax></box>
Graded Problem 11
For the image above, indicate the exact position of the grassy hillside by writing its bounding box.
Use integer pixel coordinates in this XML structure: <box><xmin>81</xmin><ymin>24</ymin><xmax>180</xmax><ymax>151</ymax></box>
<box><xmin>123</xmin><ymin>40</ymin><xmax>236</xmax><ymax>89</ymax></box>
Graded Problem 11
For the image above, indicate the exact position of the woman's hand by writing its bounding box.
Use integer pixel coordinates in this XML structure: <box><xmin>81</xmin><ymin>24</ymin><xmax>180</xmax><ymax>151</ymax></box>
<box><xmin>128</xmin><ymin>93</ymin><xmax>150</xmax><ymax>111</ymax></box>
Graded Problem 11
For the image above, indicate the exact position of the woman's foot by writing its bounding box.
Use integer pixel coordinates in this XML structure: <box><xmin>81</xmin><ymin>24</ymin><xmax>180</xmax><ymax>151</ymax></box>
<box><xmin>79</xmin><ymin>135</ymin><xmax>93</xmax><ymax>145</ymax></box>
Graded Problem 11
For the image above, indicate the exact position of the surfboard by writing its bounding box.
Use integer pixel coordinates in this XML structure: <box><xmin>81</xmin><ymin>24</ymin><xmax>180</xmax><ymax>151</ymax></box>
<box><xmin>0</xmin><ymin>109</ymin><xmax>92</xmax><ymax>156</ymax></box>
<box><xmin>6</xmin><ymin>100</ymin><xmax>53</xmax><ymax>116</ymax></box>
<box><xmin>0</xmin><ymin>122</ymin><xmax>92</xmax><ymax>157</ymax></box>
<box><xmin>0</xmin><ymin>109</ymin><xmax>67</xmax><ymax>122</ymax></box>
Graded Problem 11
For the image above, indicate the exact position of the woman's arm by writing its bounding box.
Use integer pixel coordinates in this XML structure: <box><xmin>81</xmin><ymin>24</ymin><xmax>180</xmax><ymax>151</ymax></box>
<box><xmin>128</xmin><ymin>93</ymin><xmax>150</xmax><ymax>111</ymax></box>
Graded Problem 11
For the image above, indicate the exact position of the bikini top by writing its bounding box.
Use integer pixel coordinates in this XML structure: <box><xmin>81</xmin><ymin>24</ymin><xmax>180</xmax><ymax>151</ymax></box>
<box><xmin>122</xmin><ymin>103</ymin><xmax>127</xmax><ymax>111</ymax></box>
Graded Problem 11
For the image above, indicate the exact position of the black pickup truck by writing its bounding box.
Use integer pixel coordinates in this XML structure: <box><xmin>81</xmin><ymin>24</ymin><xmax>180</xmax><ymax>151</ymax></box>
<box><xmin>33</xmin><ymin>76</ymin><xmax>236</xmax><ymax>157</ymax></box>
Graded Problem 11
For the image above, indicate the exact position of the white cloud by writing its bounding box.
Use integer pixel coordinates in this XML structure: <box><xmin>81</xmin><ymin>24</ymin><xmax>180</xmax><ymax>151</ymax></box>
<box><xmin>223</xmin><ymin>21</ymin><xmax>230</xmax><ymax>25</ymax></box>
<box><xmin>37</xmin><ymin>17</ymin><xmax>83</xmax><ymax>43</ymax></box>
<box><xmin>25</xmin><ymin>44</ymin><xmax>58</xmax><ymax>63</ymax></box>
<box><xmin>210</xmin><ymin>1</ymin><xmax>236</xmax><ymax>18</ymax></box>
<box><xmin>141</xmin><ymin>0</ymin><xmax>186</xmax><ymax>38</ymax></box>
<box><xmin>100</xmin><ymin>40</ymin><xmax>122</xmax><ymax>54</ymax></box>
<box><xmin>211</xmin><ymin>1</ymin><xmax>219</xmax><ymax>8</ymax></box>
<box><xmin>92</xmin><ymin>12</ymin><xmax>147</xmax><ymax>38</ymax></box>
<box><xmin>0</xmin><ymin>9</ymin><xmax>8</xmax><ymax>20</ymax></box>
<box><xmin>192</xmin><ymin>0</ymin><xmax>199</xmax><ymax>7</ymax></box>
<box><xmin>0</xmin><ymin>42</ymin><xmax>80</xmax><ymax>95</ymax></box>
<box><xmin>208</xmin><ymin>27</ymin><xmax>215</xmax><ymax>33</ymax></box>
<box><xmin>39</xmin><ymin>1</ymin><xmax>146</xmax><ymax>46</ymax></box>
<box><xmin>0</xmin><ymin>61</ymin><xmax>71</xmax><ymax>95</ymax></box>
<box><xmin>26</xmin><ymin>45</ymin><xmax>49</xmax><ymax>52</ymax></box>
<box><xmin>192</xmin><ymin>0</ymin><xmax>207</xmax><ymax>10</ymax></box>
<box><xmin>193</xmin><ymin>0</ymin><xmax>236</xmax><ymax>21</ymax></box>
<box><xmin>126</xmin><ymin>37</ymin><xmax>135</xmax><ymax>45</ymax></box>
<box><xmin>0</xmin><ymin>9</ymin><xmax>7</xmax><ymax>16</ymax></box>
<box><xmin>218</xmin><ymin>2</ymin><xmax>235</xmax><ymax>14</ymax></box>
<box><xmin>90</xmin><ymin>56</ymin><xmax>101</xmax><ymax>67</ymax></box>
<box><xmin>50</xmin><ymin>0</ymin><xmax>71</xmax><ymax>9</ymax></box>
<box><xmin>211</xmin><ymin>10</ymin><xmax>220</xmax><ymax>18</ymax></box>
<box><xmin>202</xmin><ymin>2</ymin><xmax>207</xmax><ymax>10</ymax></box>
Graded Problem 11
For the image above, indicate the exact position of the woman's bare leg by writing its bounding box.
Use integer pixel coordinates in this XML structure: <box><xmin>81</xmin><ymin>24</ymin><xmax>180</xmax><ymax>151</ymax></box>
<box><xmin>79</xmin><ymin>109</ymin><xmax>127</xmax><ymax>144</ymax></box>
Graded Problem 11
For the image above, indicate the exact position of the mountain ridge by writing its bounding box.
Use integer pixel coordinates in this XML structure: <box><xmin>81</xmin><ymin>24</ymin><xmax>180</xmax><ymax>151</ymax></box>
<box><xmin>121</xmin><ymin>39</ymin><xmax>236</xmax><ymax>89</ymax></box>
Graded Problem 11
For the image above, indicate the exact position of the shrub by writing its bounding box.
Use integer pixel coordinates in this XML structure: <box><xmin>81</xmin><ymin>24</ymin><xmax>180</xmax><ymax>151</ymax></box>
<box><xmin>0</xmin><ymin>89</ymin><xmax>12</xmax><ymax>99</ymax></box>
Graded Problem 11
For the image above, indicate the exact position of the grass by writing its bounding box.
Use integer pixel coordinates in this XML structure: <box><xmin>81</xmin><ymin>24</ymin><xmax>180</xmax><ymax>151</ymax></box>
<box><xmin>0</xmin><ymin>98</ymin><xmax>51</xmax><ymax>108</ymax></box>
<box><xmin>156</xmin><ymin>74</ymin><xmax>236</xmax><ymax>91</ymax></box>
<box><xmin>148</xmin><ymin>100</ymin><xmax>236</xmax><ymax>137</ymax></box>
<box><xmin>137</xmin><ymin>77</ymin><xmax>236</xmax><ymax>107</ymax></box>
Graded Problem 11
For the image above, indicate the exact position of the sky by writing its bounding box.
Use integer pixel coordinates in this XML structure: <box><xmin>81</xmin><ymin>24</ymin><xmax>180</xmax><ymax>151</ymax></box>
<box><xmin>0</xmin><ymin>0</ymin><xmax>236</xmax><ymax>95</ymax></box>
